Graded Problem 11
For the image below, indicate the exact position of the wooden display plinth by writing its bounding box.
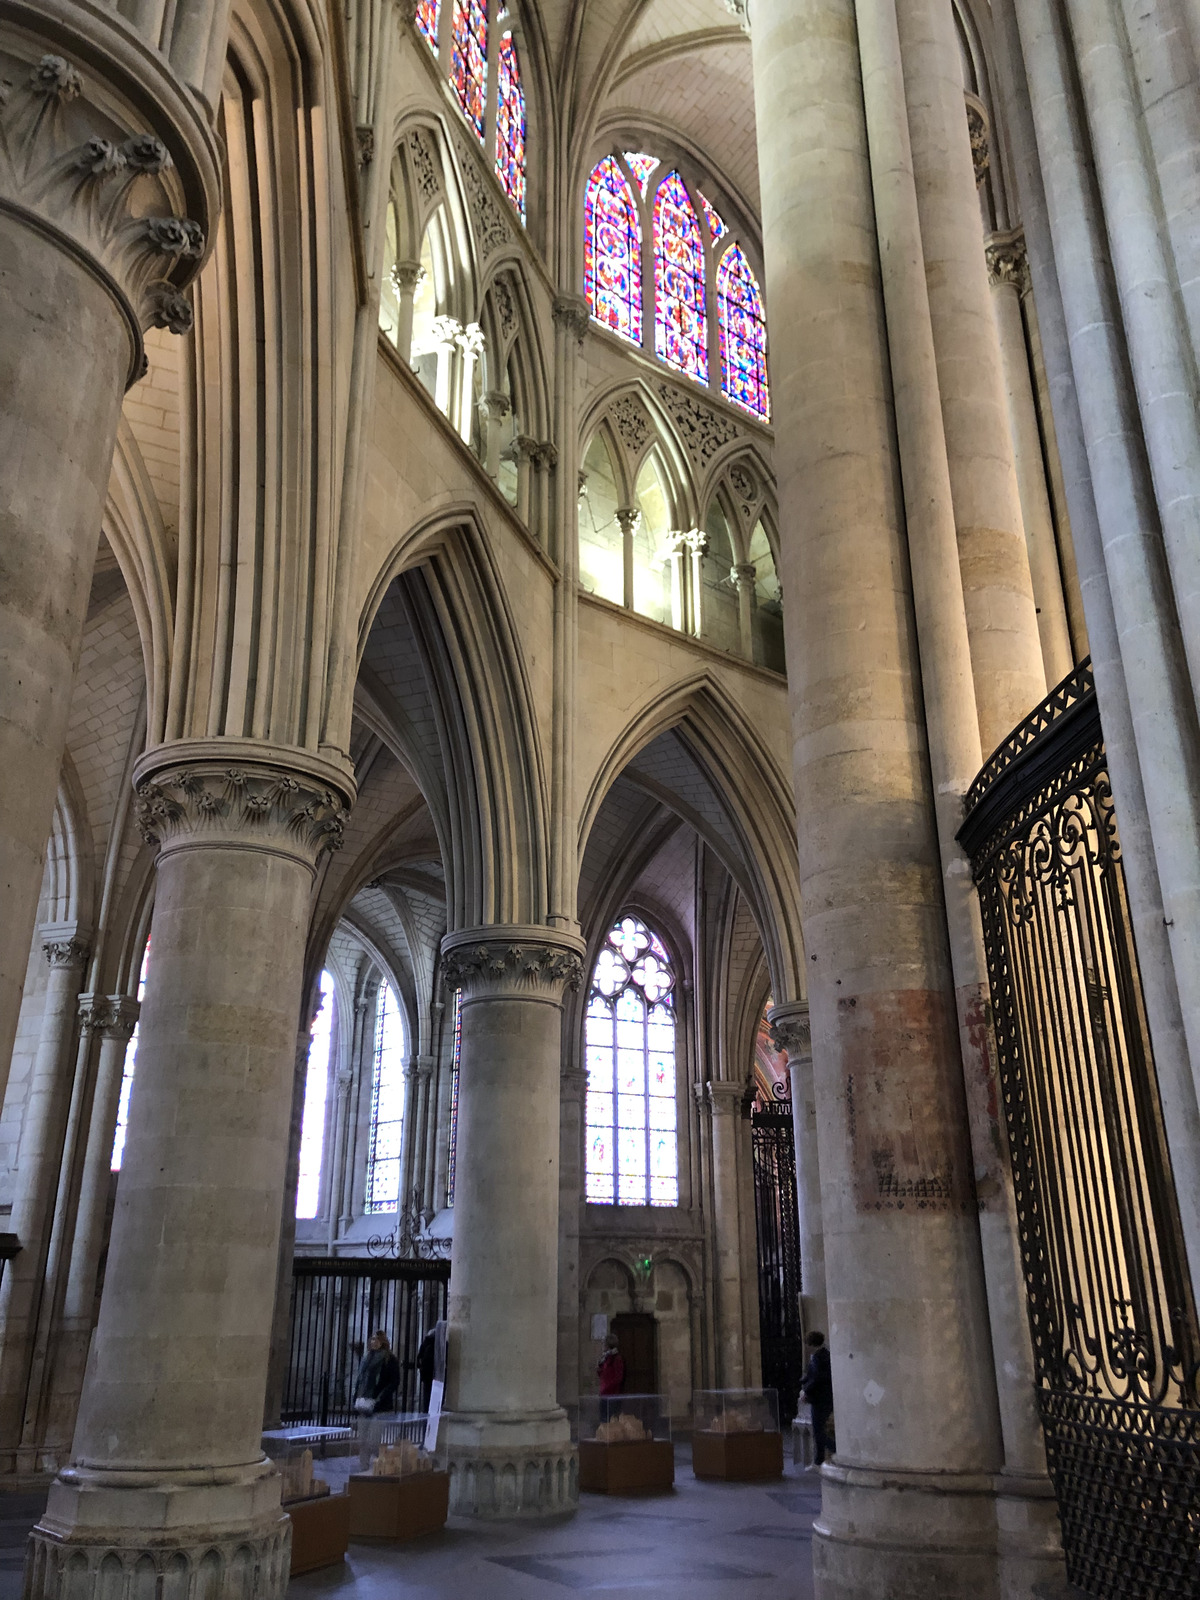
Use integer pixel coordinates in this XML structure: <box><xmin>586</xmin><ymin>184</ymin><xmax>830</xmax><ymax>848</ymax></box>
<box><xmin>346</xmin><ymin>1472</ymin><xmax>450</xmax><ymax>1540</ymax></box>
<box><xmin>578</xmin><ymin>1439</ymin><xmax>675</xmax><ymax>1494</ymax></box>
<box><xmin>286</xmin><ymin>1491</ymin><xmax>351</xmax><ymax>1576</ymax></box>
<box><xmin>691</xmin><ymin>1429</ymin><xmax>784</xmax><ymax>1481</ymax></box>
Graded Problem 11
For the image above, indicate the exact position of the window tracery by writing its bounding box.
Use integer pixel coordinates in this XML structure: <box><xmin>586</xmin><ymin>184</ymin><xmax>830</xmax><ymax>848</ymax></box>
<box><xmin>495</xmin><ymin>32</ymin><xmax>526</xmax><ymax>220</ymax></box>
<box><xmin>717</xmin><ymin>243</ymin><xmax>770</xmax><ymax>420</ymax></box>
<box><xmin>653</xmin><ymin>171</ymin><xmax>708</xmax><ymax>383</ymax></box>
<box><xmin>585</xmin><ymin>915</ymin><xmax>679</xmax><ymax>1207</ymax></box>
<box><xmin>584</xmin><ymin>156</ymin><xmax>642</xmax><ymax>344</ymax></box>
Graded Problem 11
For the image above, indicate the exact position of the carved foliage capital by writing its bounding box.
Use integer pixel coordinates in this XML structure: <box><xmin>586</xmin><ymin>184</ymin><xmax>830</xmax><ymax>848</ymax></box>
<box><xmin>985</xmin><ymin>228</ymin><xmax>1029</xmax><ymax>294</ymax></box>
<box><xmin>552</xmin><ymin>294</ymin><xmax>590</xmax><ymax>344</ymax></box>
<box><xmin>0</xmin><ymin>52</ymin><xmax>207</xmax><ymax>367</ymax></box>
<box><xmin>442</xmin><ymin>930</ymin><xmax>584</xmax><ymax>1001</ymax></box>
<box><xmin>78</xmin><ymin>993</ymin><xmax>140</xmax><ymax>1039</ymax></box>
<box><xmin>43</xmin><ymin>936</ymin><xmax>90</xmax><ymax>970</ymax></box>
<box><xmin>134</xmin><ymin>762</ymin><xmax>348</xmax><ymax>861</ymax></box>
<box><xmin>767</xmin><ymin>1003</ymin><xmax>811</xmax><ymax>1062</ymax></box>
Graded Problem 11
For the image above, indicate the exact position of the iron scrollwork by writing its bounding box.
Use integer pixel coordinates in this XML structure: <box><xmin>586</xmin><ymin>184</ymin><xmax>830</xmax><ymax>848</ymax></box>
<box><xmin>366</xmin><ymin>1191</ymin><xmax>451</xmax><ymax>1262</ymax></box>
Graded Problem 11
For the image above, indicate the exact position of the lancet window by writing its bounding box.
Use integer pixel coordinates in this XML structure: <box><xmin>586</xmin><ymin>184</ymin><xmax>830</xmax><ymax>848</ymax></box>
<box><xmin>110</xmin><ymin>940</ymin><xmax>149</xmax><ymax>1172</ymax></box>
<box><xmin>416</xmin><ymin>0</ymin><xmax>439</xmax><ymax>50</ymax></box>
<box><xmin>495</xmin><ymin>32</ymin><xmax>526</xmax><ymax>220</ymax></box>
<box><xmin>582</xmin><ymin>151</ymin><xmax>770</xmax><ymax>420</ymax></box>
<box><xmin>364</xmin><ymin>980</ymin><xmax>406</xmax><ymax>1212</ymax></box>
<box><xmin>295</xmin><ymin>971</ymin><xmax>336</xmax><ymax>1219</ymax></box>
<box><xmin>450</xmin><ymin>0</ymin><xmax>487</xmax><ymax>138</ymax></box>
<box><xmin>585</xmin><ymin>916</ymin><xmax>679</xmax><ymax>1207</ymax></box>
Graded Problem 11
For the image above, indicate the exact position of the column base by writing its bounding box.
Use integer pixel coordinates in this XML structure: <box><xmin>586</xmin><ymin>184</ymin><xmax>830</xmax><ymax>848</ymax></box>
<box><xmin>813</xmin><ymin>1461</ymin><xmax>1062</xmax><ymax>1599</ymax></box>
<box><xmin>441</xmin><ymin>1409</ymin><xmax>578</xmax><ymax>1519</ymax></box>
<box><xmin>25</xmin><ymin>1460</ymin><xmax>290</xmax><ymax>1600</ymax></box>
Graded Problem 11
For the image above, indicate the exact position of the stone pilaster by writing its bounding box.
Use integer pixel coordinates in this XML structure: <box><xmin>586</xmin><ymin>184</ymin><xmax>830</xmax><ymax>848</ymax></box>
<box><xmin>767</xmin><ymin>1002</ymin><xmax>827</xmax><ymax>1331</ymax></box>
<box><xmin>438</xmin><ymin>927</ymin><xmax>584</xmax><ymax>1517</ymax></box>
<box><xmin>26</xmin><ymin>741</ymin><xmax>353</xmax><ymax>1600</ymax></box>
<box><xmin>707</xmin><ymin>1080</ymin><xmax>751</xmax><ymax>1386</ymax></box>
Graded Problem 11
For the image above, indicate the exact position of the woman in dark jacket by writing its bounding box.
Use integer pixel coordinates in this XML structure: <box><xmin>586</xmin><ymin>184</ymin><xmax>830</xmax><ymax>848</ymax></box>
<box><xmin>355</xmin><ymin>1329</ymin><xmax>401</xmax><ymax>1466</ymax></box>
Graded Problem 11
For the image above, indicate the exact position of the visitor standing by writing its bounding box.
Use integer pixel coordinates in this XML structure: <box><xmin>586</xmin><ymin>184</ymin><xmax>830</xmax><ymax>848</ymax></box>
<box><xmin>354</xmin><ymin>1329</ymin><xmax>401</xmax><ymax>1467</ymax></box>
<box><xmin>800</xmin><ymin>1331</ymin><xmax>834</xmax><ymax>1467</ymax></box>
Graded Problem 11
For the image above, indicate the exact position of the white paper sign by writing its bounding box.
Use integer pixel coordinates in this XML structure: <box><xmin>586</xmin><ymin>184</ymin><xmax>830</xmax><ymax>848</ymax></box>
<box><xmin>424</xmin><ymin>1378</ymin><xmax>444</xmax><ymax>1453</ymax></box>
<box><xmin>591</xmin><ymin>1313</ymin><xmax>608</xmax><ymax>1341</ymax></box>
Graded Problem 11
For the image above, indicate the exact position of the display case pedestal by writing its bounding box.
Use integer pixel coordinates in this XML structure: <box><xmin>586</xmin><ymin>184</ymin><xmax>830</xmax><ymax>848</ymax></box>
<box><xmin>287</xmin><ymin>1492</ymin><xmax>351</xmax><ymax>1575</ymax></box>
<box><xmin>691</xmin><ymin>1430</ymin><xmax>784</xmax><ymax>1481</ymax></box>
<box><xmin>578</xmin><ymin>1440</ymin><xmax>675</xmax><ymax>1494</ymax></box>
<box><xmin>346</xmin><ymin>1472</ymin><xmax>450</xmax><ymax>1540</ymax></box>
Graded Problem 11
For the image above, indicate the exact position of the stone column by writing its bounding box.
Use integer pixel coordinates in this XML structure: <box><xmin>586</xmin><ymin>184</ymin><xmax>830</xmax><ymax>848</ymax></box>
<box><xmin>684</xmin><ymin>530</ymin><xmax>707</xmax><ymax>636</ymax></box>
<box><xmin>707</xmin><ymin>1080</ymin><xmax>749</xmax><ymax>1386</ymax></box>
<box><xmin>478</xmin><ymin>391</ymin><xmax>512</xmax><ymax>479</ymax></box>
<box><xmin>556</xmin><ymin>1065</ymin><xmax>587</xmax><ymax>1415</ymax></box>
<box><xmin>46</xmin><ymin>996</ymin><xmax>140</xmax><ymax>1460</ymax></box>
<box><xmin>532</xmin><ymin>442</ymin><xmax>558</xmax><ymax>551</ymax></box>
<box><xmin>429</xmin><ymin>315</ymin><xmax>461</xmax><ymax>418</ymax></box>
<box><xmin>0</xmin><ymin>930</ymin><xmax>89</xmax><ymax>1459</ymax></box>
<box><xmin>733</xmin><ymin>562</ymin><xmax>758</xmax><ymax>659</ymax></box>
<box><xmin>749</xmin><ymin>2</ymin><xmax>1006</xmax><ymax>1595</ymax></box>
<box><xmin>0</xmin><ymin>36</ymin><xmax>219</xmax><ymax>1102</ymax></box>
<box><xmin>455</xmin><ymin>322</ymin><xmax>486</xmax><ymax>445</ymax></box>
<box><xmin>894</xmin><ymin>0</ymin><xmax>1047</xmax><ymax>752</ymax></box>
<box><xmin>767</xmin><ymin>1004</ymin><xmax>826</xmax><ymax>1333</ymax></box>
<box><xmin>389</xmin><ymin>260</ymin><xmax>423</xmax><ymax>364</ymax></box>
<box><xmin>438</xmin><ymin>927</ymin><xmax>584</xmax><ymax>1518</ymax></box>
<box><xmin>615</xmin><ymin>508</ymin><xmax>642</xmax><ymax>609</ymax></box>
<box><xmin>512</xmin><ymin>435</ymin><xmax>539</xmax><ymax>526</ymax></box>
<box><xmin>27</xmin><ymin>744</ymin><xmax>351</xmax><ymax>1600</ymax></box>
<box><xmin>985</xmin><ymin>229</ymin><xmax>1074</xmax><ymax>686</ymax></box>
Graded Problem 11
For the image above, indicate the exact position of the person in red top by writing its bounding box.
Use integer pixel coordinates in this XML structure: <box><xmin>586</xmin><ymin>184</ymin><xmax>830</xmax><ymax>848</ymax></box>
<box><xmin>597</xmin><ymin>1332</ymin><xmax>625</xmax><ymax>1396</ymax></box>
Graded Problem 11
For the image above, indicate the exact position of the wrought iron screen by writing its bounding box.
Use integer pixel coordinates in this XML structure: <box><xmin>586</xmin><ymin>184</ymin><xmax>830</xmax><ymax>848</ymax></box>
<box><xmin>959</xmin><ymin>660</ymin><xmax>1200</xmax><ymax>1599</ymax></box>
<box><xmin>282</xmin><ymin>1257</ymin><xmax>450</xmax><ymax>1426</ymax></box>
<box><xmin>751</xmin><ymin>1099</ymin><xmax>804</xmax><ymax>1423</ymax></box>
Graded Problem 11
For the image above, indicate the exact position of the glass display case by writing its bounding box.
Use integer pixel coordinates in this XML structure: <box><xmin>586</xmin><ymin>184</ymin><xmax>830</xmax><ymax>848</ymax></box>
<box><xmin>691</xmin><ymin>1388</ymin><xmax>784</xmax><ymax>1480</ymax></box>
<box><xmin>346</xmin><ymin>1435</ymin><xmax>450</xmax><ymax>1541</ymax></box>
<box><xmin>262</xmin><ymin>1429</ymin><xmax>353</xmax><ymax>1576</ymax></box>
<box><xmin>364</xmin><ymin>1437</ymin><xmax>437</xmax><ymax>1478</ymax></box>
<box><xmin>262</xmin><ymin>1429</ymin><xmax>348</xmax><ymax>1504</ymax></box>
<box><xmin>577</xmin><ymin>1394</ymin><xmax>674</xmax><ymax>1493</ymax></box>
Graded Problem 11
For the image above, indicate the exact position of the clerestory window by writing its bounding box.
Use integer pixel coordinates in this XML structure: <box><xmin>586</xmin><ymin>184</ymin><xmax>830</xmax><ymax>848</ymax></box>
<box><xmin>364</xmin><ymin>980</ymin><xmax>406</xmax><ymax>1212</ymax></box>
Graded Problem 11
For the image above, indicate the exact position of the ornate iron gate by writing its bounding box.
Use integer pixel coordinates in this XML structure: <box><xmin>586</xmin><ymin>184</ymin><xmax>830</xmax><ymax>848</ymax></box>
<box><xmin>751</xmin><ymin>1098</ymin><xmax>804</xmax><ymax>1423</ymax></box>
<box><xmin>282</xmin><ymin>1257</ymin><xmax>450</xmax><ymax>1425</ymax></box>
<box><xmin>958</xmin><ymin>661</ymin><xmax>1200</xmax><ymax>1599</ymax></box>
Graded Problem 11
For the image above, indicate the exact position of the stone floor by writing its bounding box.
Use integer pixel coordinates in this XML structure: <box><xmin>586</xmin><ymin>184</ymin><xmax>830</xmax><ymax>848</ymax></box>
<box><xmin>0</xmin><ymin>1451</ymin><xmax>819</xmax><ymax>1600</ymax></box>
<box><xmin>292</xmin><ymin>1447</ymin><xmax>818</xmax><ymax>1599</ymax></box>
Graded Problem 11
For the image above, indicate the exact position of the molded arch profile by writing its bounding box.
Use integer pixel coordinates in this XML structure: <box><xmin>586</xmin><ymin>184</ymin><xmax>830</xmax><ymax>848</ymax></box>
<box><xmin>104</xmin><ymin>418</ymin><xmax>174</xmax><ymax>746</ymax></box>
<box><xmin>354</xmin><ymin>510</ymin><xmax>551</xmax><ymax>930</ymax></box>
<box><xmin>579</xmin><ymin>676</ymin><xmax>805</xmax><ymax>1005</ymax></box>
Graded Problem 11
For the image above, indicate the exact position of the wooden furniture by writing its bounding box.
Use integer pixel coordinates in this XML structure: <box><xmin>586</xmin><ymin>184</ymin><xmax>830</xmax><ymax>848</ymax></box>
<box><xmin>691</xmin><ymin>1428</ymin><xmax>784</xmax><ymax>1481</ymax></box>
<box><xmin>578</xmin><ymin>1439</ymin><xmax>675</xmax><ymax>1494</ymax></box>
<box><xmin>286</xmin><ymin>1491</ymin><xmax>351</xmax><ymax>1576</ymax></box>
<box><xmin>346</xmin><ymin>1471</ymin><xmax>450</xmax><ymax>1540</ymax></box>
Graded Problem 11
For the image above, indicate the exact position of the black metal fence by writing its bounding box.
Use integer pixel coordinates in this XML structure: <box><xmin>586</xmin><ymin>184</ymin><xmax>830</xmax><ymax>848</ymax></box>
<box><xmin>282</xmin><ymin>1257</ymin><xmax>450</xmax><ymax>1426</ymax></box>
<box><xmin>751</xmin><ymin>1099</ymin><xmax>804</xmax><ymax>1424</ymax></box>
<box><xmin>959</xmin><ymin>660</ymin><xmax>1200</xmax><ymax>1599</ymax></box>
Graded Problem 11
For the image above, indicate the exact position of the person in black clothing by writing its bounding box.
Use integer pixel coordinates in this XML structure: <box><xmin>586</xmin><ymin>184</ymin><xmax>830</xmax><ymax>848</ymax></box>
<box><xmin>354</xmin><ymin>1329</ymin><xmax>401</xmax><ymax>1466</ymax></box>
<box><xmin>416</xmin><ymin>1327</ymin><xmax>436</xmax><ymax>1413</ymax></box>
<box><xmin>800</xmin><ymin>1330</ymin><xmax>834</xmax><ymax>1467</ymax></box>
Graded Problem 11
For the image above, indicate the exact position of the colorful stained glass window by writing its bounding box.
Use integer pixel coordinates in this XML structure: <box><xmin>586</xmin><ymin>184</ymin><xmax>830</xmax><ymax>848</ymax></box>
<box><xmin>653</xmin><ymin>171</ymin><xmax>708</xmax><ymax>382</ymax></box>
<box><xmin>296</xmin><ymin>971</ymin><xmax>336</xmax><ymax>1218</ymax></box>
<box><xmin>417</xmin><ymin>0</ymin><xmax>439</xmax><ymax>50</ymax></box>
<box><xmin>451</xmin><ymin>0</ymin><xmax>487</xmax><ymax>140</ymax></box>
<box><xmin>698</xmin><ymin>190</ymin><xmax>725</xmax><ymax>242</ymax></box>
<box><xmin>585</xmin><ymin>915</ymin><xmax>678</xmax><ymax>1206</ymax></box>
<box><xmin>447</xmin><ymin>987</ymin><xmax>462</xmax><ymax>1205</ymax></box>
<box><xmin>495</xmin><ymin>33</ymin><xmax>526</xmax><ymax>220</ymax></box>
<box><xmin>365</xmin><ymin>980</ymin><xmax>406</xmax><ymax>1212</ymax></box>
<box><xmin>584</xmin><ymin>157</ymin><xmax>642</xmax><ymax>344</ymax></box>
<box><xmin>717</xmin><ymin>242</ymin><xmax>770</xmax><ymax>420</ymax></box>
<box><xmin>623</xmin><ymin>150</ymin><xmax>659</xmax><ymax>196</ymax></box>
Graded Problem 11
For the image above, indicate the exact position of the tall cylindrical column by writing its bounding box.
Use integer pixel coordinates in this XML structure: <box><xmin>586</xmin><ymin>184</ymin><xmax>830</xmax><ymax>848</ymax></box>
<box><xmin>0</xmin><ymin>932</ymin><xmax>89</xmax><ymax>1461</ymax></box>
<box><xmin>767</xmin><ymin>1005</ymin><xmax>827</xmax><ymax>1332</ymax></box>
<box><xmin>27</xmin><ymin>746</ymin><xmax>351</xmax><ymax>1600</ymax></box>
<box><xmin>895</xmin><ymin>0</ymin><xmax>1046</xmax><ymax>751</ymax></box>
<box><xmin>707</xmin><ymin>1080</ymin><xmax>749</xmax><ymax>1386</ymax></box>
<box><xmin>749</xmin><ymin>1</ymin><xmax>1005</xmax><ymax>1594</ymax></box>
<box><xmin>985</xmin><ymin>230</ymin><xmax>1075</xmax><ymax>687</ymax></box>
<box><xmin>438</xmin><ymin>927</ymin><xmax>584</xmax><ymax>1518</ymax></box>
<box><xmin>0</xmin><ymin>34</ymin><xmax>220</xmax><ymax>1102</ymax></box>
<box><xmin>45</xmin><ymin>996</ymin><xmax>140</xmax><ymax>1464</ymax></box>
<box><xmin>556</xmin><ymin>1064</ymin><xmax>587</xmax><ymax>1414</ymax></box>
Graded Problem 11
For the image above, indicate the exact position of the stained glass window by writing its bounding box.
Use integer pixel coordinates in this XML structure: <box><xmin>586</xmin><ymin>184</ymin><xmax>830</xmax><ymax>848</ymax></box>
<box><xmin>495</xmin><ymin>33</ymin><xmax>526</xmax><ymax>220</ymax></box>
<box><xmin>585</xmin><ymin>915</ymin><xmax>678</xmax><ymax>1207</ymax></box>
<box><xmin>698</xmin><ymin>191</ymin><xmax>725</xmax><ymax>242</ymax></box>
<box><xmin>653</xmin><ymin>171</ymin><xmax>707</xmax><ymax>382</ymax></box>
<box><xmin>365</xmin><ymin>980</ymin><xmax>406</xmax><ymax>1212</ymax></box>
<box><xmin>717</xmin><ymin>242</ymin><xmax>770</xmax><ymax>420</ymax></box>
<box><xmin>623</xmin><ymin>150</ymin><xmax>659</xmax><ymax>196</ymax></box>
<box><xmin>111</xmin><ymin>940</ymin><xmax>150</xmax><ymax>1172</ymax></box>
<box><xmin>296</xmin><ymin>971</ymin><xmax>336</xmax><ymax>1219</ymax></box>
<box><xmin>584</xmin><ymin>157</ymin><xmax>642</xmax><ymax>344</ymax></box>
<box><xmin>417</xmin><ymin>0</ymin><xmax>439</xmax><ymax>50</ymax></box>
<box><xmin>451</xmin><ymin>0</ymin><xmax>487</xmax><ymax>140</ymax></box>
<box><xmin>447</xmin><ymin>988</ymin><xmax>462</xmax><ymax>1206</ymax></box>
